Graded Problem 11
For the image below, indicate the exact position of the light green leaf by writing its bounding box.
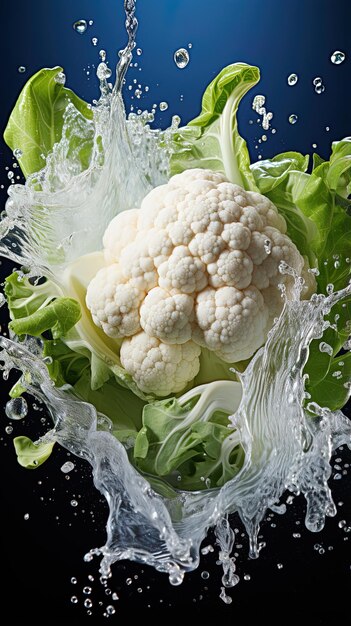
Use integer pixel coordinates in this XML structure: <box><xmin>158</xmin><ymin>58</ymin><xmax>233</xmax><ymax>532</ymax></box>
<box><xmin>9</xmin><ymin>297</ymin><xmax>81</xmax><ymax>339</ymax></box>
<box><xmin>13</xmin><ymin>436</ymin><xmax>55</xmax><ymax>469</ymax></box>
<box><xmin>4</xmin><ymin>67</ymin><xmax>93</xmax><ymax>177</ymax></box>
<box><xmin>170</xmin><ymin>63</ymin><xmax>260</xmax><ymax>189</ymax></box>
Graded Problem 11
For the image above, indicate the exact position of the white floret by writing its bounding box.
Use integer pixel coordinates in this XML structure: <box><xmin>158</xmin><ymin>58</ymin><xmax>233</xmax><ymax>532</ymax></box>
<box><xmin>86</xmin><ymin>264</ymin><xmax>143</xmax><ymax>338</ymax></box>
<box><xmin>158</xmin><ymin>245</ymin><xmax>208</xmax><ymax>294</ymax></box>
<box><xmin>120</xmin><ymin>332</ymin><xmax>201</xmax><ymax>396</ymax></box>
<box><xmin>103</xmin><ymin>209</ymin><xmax>139</xmax><ymax>264</ymax></box>
<box><xmin>207</xmin><ymin>249</ymin><xmax>254</xmax><ymax>289</ymax></box>
<box><xmin>195</xmin><ymin>285</ymin><xmax>269</xmax><ymax>362</ymax></box>
<box><xmin>140</xmin><ymin>287</ymin><xmax>194</xmax><ymax>344</ymax></box>
<box><xmin>119</xmin><ymin>239</ymin><xmax>158</xmax><ymax>291</ymax></box>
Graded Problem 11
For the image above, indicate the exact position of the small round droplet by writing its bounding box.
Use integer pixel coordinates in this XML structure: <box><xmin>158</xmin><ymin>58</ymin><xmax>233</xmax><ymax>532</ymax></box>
<box><xmin>5</xmin><ymin>425</ymin><xmax>13</xmax><ymax>435</ymax></box>
<box><xmin>61</xmin><ymin>461</ymin><xmax>75</xmax><ymax>474</ymax></box>
<box><xmin>7</xmin><ymin>171</ymin><xmax>14</xmax><ymax>180</ymax></box>
<box><xmin>134</xmin><ymin>89</ymin><xmax>142</xmax><ymax>98</ymax></box>
<box><xmin>106</xmin><ymin>606</ymin><xmax>116</xmax><ymax>615</ymax></box>
<box><xmin>277</xmin><ymin>563</ymin><xmax>283</xmax><ymax>569</ymax></box>
<box><xmin>136</xmin><ymin>48</ymin><xmax>142</xmax><ymax>56</ymax></box>
<box><xmin>18</xmin><ymin>66</ymin><xmax>26</xmax><ymax>73</ymax></box>
<box><xmin>315</xmin><ymin>83</ymin><xmax>325</xmax><ymax>94</ymax></box>
<box><xmin>261</xmin><ymin>134</ymin><xmax>267</xmax><ymax>142</ymax></box>
<box><xmin>54</xmin><ymin>72</ymin><xmax>66</xmax><ymax>85</ymax></box>
<box><xmin>313</xmin><ymin>76</ymin><xmax>323</xmax><ymax>86</ymax></box>
<box><xmin>201</xmin><ymin>571</ymin><xmax>210</xmax><ymax>579</ymax></box>
<box><xmin>288</xmin><ymin>114</ymin><xmax>298</xmax><ymax>125</ymax></box>
<box><xmin>83</xmin><ymin>586</ymin><xmax>92</xmax><ymax>595</ymax></box>
<box><xmin>13</xmin><ymin>148</ymin><xmax>23</xmax><ymax>159</ymax></box>
<box><xmin>71</xmin><ymin>577</ymin><xmax>77</xmax><ymax>584</ymax></box>
<box><xmin>71</xmin><ymin>596</ymin><xmax>78</xmax><ymax>604</ymax></box>
<box><xmin>174</xmin><ymin>48</ymin><xmax>190</xmax><ymax>69</ymax></box>
<box><xmin>287</xmin><ymin>73</ymin><xmax>298</xmax><ymax>86</ymax></box>
<box><xmin>91</xmin><ymin>37</ymin><xmax>98</xmax><ymax>46</ymax></box>
<box><xmin>331</xmin><ymin>50</ymin><xmax>345</xmax><ymax>65</ymax></box>
<box><xmin>126</xmin><ymin>578</ymin><xmax>132</xmax><ymax>586</ymax></box>
<box><xmin>5</xmin><ymin>397</ymin><xmax>28</xmax><ymax>420</ymax></box>
<box><xmin>24</xmin><ymin>513</ymin><xmax>29</xmax><ymax>520</ymax></box>
<box><xmin>159</xmin><ymin>101</ymin><xmax>168</xmax><ymax>111</ymax></box>
<box><xmin>84</xmin><ymin>599</ymin><xmax>93</xmax><ymax>609</ymax></box>
<box><xmin>73</xmin><ymin>20</ymin><xmax>87</xmax><ymax>34</ymax></box>
<box><xmin>99</xmin><ymin>49</ymin><xmax>106</xmax><ymax>61</ymax></box>
<box><xmin>243</xmin><ymin>574</ymin><xmax>251</xmax><ymax>581</ymax></box>
<box><xmin>70</xmin><ymin>499</ymin><xmax>78</xmax><ymax>507</ymax></box>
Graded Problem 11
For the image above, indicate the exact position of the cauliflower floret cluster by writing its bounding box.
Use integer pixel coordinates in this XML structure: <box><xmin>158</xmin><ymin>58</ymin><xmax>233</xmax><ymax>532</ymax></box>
<box><xmin>86</xmin><ymin>168</ymin><xmax>312</xmax><ymax>396</ymax></box>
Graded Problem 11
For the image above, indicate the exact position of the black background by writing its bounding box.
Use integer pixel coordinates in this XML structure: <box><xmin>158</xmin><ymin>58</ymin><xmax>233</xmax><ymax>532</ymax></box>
<box><xmin>0</xmin><ymin>1</ymin><xmax>351</xmax><ymax>623</ymax></box>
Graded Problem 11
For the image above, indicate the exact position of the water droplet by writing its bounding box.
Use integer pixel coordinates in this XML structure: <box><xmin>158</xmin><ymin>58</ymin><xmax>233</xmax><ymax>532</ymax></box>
<box><xmin>18</xmin><ymin>66</ymin><xmax>26</xmax><ymax>73</ymax></box>
<box><xmin>264</xmin><ymin>239</ymin><xmax>272</xmax><ymax>254</ymax></box>
<box><xmin>91</xmin><ymin>37</ymin><xmax>98</xmax><ymax>46</ymax></box>
<box><xmin>71</xmin><ymin>596</ymin><xmax>78</xmax><ymax>604</ymax></box>
<box><xmin>61</xmin><ymin>461</ymin><xmax>75</xmax><ymax>474</ymax></box>
<box><xmin>73</xmin><ymin>20</ymin><xmax>87</xmax><ymax>34</ymax></box>
<box><xmin>106</xmin><ymin>605</ymin><xmax>115</xmax><ymax>615</ymax></box>
<box><xmin>97</xmin><ymin>63</ymin><xmax>112</xmax><ymax>81</ymax></box>
<box><xmin>288</xmin><ymin>114</ymin><xmax>298</xmax><ymax>125</ymax></box>
<box><xmin>24</xmin><ymin>513</ymin><xmax>29</xmax><ymax>520</ymax></box>
<box><xmin>70</xmin><ymin>499</ymin><xmax>78</xmax><ymax>507</ymax></box>
<box><xmin>201</xmin><ymin>571</ymin><xmax>210</xmax><ymax>579</ymax></box>
<box><xmin>277</xmin><ymin>563</ymin><xmax>283</xmax><ymax>569</ymax></box>
<box><xmin>331</xmin><ymin>50</ymin><xmax>345</xmax><ymax>65</ymax></box>
<box><xmin>84</xmin><ymin>599</ymin><xmax>93</xmax><ymax>609</ymax></box>
<box><xmin>325</xmin><ymin>126</ymin><xmax>330</xmax><ymax>131</ymax></box>
<box><xmin>112</xmin><ymin>592</ymin><xmax>119</xmax><ymax>601</ymax></box>
<box><xmin>243</xmin><ymin>574</ymin><xmax>251</xmax><ymax>581</ymax></box>
<box><xmin>315</xmin><ymin>83</ymin><xmax>325</xmax><ymax>94</ymax></box>
<box><xmin>174</xmin><ymin>48</ymin><xmax>190</xmax><ymax>69</ymax></box>
<box><xmin>136</xmin><ymin>48</ymin><xmax>142</xmax><ymax>56</ymax></box>
<box><xmin>126</xmin><ymin>578</ymin><xmax>132</xmax><ymax>585</ymax></box>
<box><xmin>7</xmin><ymin>171</ymin><xmax>14</xmax><ymax>180</ymax></box>
<box><xmin>338</xmin><ymin>520</ymin><xmax>346</xmax><ymax>528</ymax></box>
<box><xmin>313</xmin><ymin>77</ymin><xmax>323</xmax><ymax>86</ymax></box>
<box><xmin>54</xmin><ymin>72</ymin><xmax>66</xmax><ymax>85</ymax></box>
<box><xmin>261</xmin><ymin>134</ymin><xmax>267</xmax><ymax>142</ymax></box>
<box><xmin>219</xmin><ymin>587</ymin><xmax>232</xmax><ymax>604</ymax></box>
<box><xmin>287</xmin><ymin>73</ymin><xmax>298</xmax><ymax>86</ymax></box>
<box><xmin>159</xmin><ymin>101</ymin><xmax>168</xmax><ymax>111</ymax></box>
<box><xmin>88</xmin><ymin>20</ymin><xmax>94</xmax><ymax>26</ymax></box>
<box><xmin>71</xmin><ymin>577</ymin><xmax>77</xmax><ymax>584</ymax></box>
<box><xmin>5</xmin><ymin>425</ymin><xmax>13</xmax><ymax>434</ymax></box>
<box><xmin>5</xmin><ymin>397</ymin><xmax>28</xmax><ymax>420</ymax></box>
<box><xmin>319</xmin><ymin>341</ymin><xmax>333</xmax><ymax>356</ymax></box>
<box><xmin>13</xmin><ymin>148</ymin><xmax>23</xmax><ymax>159</ymax></box>
<box><xmin>134</xmin><ymin>89</ymin><xmax>142</xmax><ymax>98</ymax></box>
<box><xmin>83</xmin><ymin>586</ymin><xmax>92</xmax><ymax>595</ymax></box>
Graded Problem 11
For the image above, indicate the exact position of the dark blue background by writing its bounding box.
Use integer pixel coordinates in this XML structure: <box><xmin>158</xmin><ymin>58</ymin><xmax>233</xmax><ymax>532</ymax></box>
<box><xmin>0</xmin><ymin>1</ymin><xmax>350</xmax><ymax>624</ymax></box>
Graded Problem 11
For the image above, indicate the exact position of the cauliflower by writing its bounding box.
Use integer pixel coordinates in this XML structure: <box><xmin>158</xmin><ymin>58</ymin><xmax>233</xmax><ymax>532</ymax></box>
<box><xmin>86</xmin><ymin>168</ymin><xmax>314</xmax><ymax>396</ymax></box>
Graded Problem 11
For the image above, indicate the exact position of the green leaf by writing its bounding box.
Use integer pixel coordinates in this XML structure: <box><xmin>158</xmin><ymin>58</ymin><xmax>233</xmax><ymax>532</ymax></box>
<box><xmin>170</xmin><ymin>63</ymin><xmax>260</xmax><ymax>189</ymax></box>
<box><xmin>134</xmin><ymin>381</ymin><xmax>243</xmax><ymax>491</ymax></box>
<box><xmin>4</xmin><ymin>67</ymin><xmax>93</xmax><ymax>178</ymax></box>
<box><xmin>306</xmin><ymin>351</ymin><xmax>351</xmax><ymax>411</ymax></box>
<box><xmin>327</xmin><ymin>137</ymin><xmax>351</xmax><ymax>197</ymax></box>
<box><xmin>13</xmin><ymin>436</ymin><xmax>55</xmax><ymax>469</ymax></box>
<box><xmin>9</xmin><ymin>297</ymin><xmax>81</xmax><ymax>339</ymax></box>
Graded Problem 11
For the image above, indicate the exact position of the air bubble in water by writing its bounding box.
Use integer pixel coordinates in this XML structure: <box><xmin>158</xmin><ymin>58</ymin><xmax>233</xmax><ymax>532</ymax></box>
<box><xmin>5</xmin><ymin>397</ymin><xmax>28</xmax><ymax>420</ymax></box>
<box><xmin>136</xmin><ymin>48</ymin><xmax>142</xmax><ymax>56</ymax></box>
<box><xmin>201</xmin><ymin>571</ymin><xmax>210</xmax><ymax>579</ymax></box>
<box><xmin>330</xmin><ymin>50</ymin><xmax>345</xmax><ymax>65</ymax></box>
<box><xmin>287</xmin><ymin>73</ymin><xmax>298</xmax><ymax>86</ymax></box>
<box><xmin>70</xmin><ymin>499</ymin><xmax>78</xmax><ymax>507</ymax></box>
<box><xmin>174</xmin><ymin>48</ymin><xmax>189</xmax><ymax>69</ymax></box>
<box><xmin>71</xmin><ymin>596</ymin><xmax>78</xmax><ymax>604</ymax></box>
<box><xmin>319</xmin><ymin>341</ymin><xmax>333</xmax><ymax>356</ymax></box>
<box><xmin>24</xmin><ymin>513</ymin><xmax>29</xmax><ymax>520</ymax></box>
<box><xmin>84</xmin><ymin>599</ymin><xmax>93</xmax><ymax>609</ymax></box>
<box><xmin>61</xmin><ymin>461</ymin><xmax>75</xmax><ymax>474</ymax></box>
<box><xmin>83</xmin><ymin>586</ymin><xmax>92</xmax><ymax>595</ymax></box>
<box><xmin>18</xmin><ymin>66</ymin><xmax>26</xmax><ymax>73</ymax></box>
<box><xmin>73</xmin><ymin>20</ymin><xmax>87</xmax><ymax>34</ymax></box>
<box><xmin>315</xmin><ymin>83</ymin><xmax>325</xmax><ymax>94</ymax></box>
<box><xmin>288</xmin><ymin>114</ymin><xmax>298</xmax><ymax>124</ymax></box>
<box><xmin>159</xmin><ymin>102</ymin><xmax>168</xmax><ymax>111</ymax></box>
<box><xmin>71</xmin><ymin>577</ymin><xmax>77</xmax><ymax>584</ymax></box>
<box><xmin>5</xmin><ymin>425</ymin><xmax>13</xmax><ymax>435</ymax></box>
<box><xmin>54</xmin><ymin>72</ymin><xmax>66</xmax><ymax>85</ymax></box>
<box><xmin>313</xmin><ymin>77</ymin><xmax>323</xmax><ymax>86</ymax></box>
<box><xmin>13</xmin><ymin>148</ymin><xmax>23</xmax><ymax>159</ymax></box>
<box><xmin>106</xmin><ymin>606</ymin><xmax>116</xmax><ymax>615</ymax></box>
<box><xmin>92</xmin><ymin>37</ymin><xmax>98</xmax><ymax>46</ymax></box>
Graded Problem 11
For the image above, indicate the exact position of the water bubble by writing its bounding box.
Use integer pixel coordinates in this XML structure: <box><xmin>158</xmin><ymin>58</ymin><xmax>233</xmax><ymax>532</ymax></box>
<box><xmin>71</xmin><ymin>596</ymin><xmax>78</xmax><ymax>604</ymax></box>
<box><xmin>288</xmin><ymin>114</ymin><xmax>298</xmax><ymax>125</ymax></box>
<box><xmin>71</xmin><ymin>577</ymin><xmax>77</xmax><ymax>584</ymax></box>
<box><xmin>201</xmin><ymin>571</ymin><xmax>210</xmax><ymax>579</ymax></box>
<box><xmin>84</xmin><ymin>599</ymin><xmax>93</xmax><ymax>609</ymax></box>
<box><xmin>338</xmin><ymin>520</ymin><xmax>346</xmax><ymax>528</ymax></box>
<box><xmin>83</xmin><ymin>586</ymin><xmax>92</xmax><ymax>595</ymax></box>
<box><xmin>106</xmin><ymin>606</ymin><xmax>116</xmax><ymax>615</ymax></box>
<box><xmin>174</xmin><ymin>48</ymin><xmax>190</xmax><ymax>69</ymax></box>
<box><xmin>13</xmin><ymin>148</ymin><xmax>23</xmax><ymax>159</ymax></box>
<box><xmin>313</xmin><ymin>77</ymin><xmax>323</xmax><ymax>86</ymax></box>
<box><xmin>331</xmin><ymin>50</ymin><xmax>345</xmax><ymax>65</ymax></box>
<box><xmin>315</xmin><ymin>83</ymin><xmax>325</xmax><ymax>94</ymax></box>
<box><xmin>287</xmin><ymin>73</ymin><xmax>298</xmax><ymax>86</ymax></box>
<box><xmin>18</xmin><ymin>66</ymin><xmax>26</xmax><ymax>73</ymax></box>
<box><xmin>61</xmin><ymin>461</ymin><xmax>75</xmax><ymax>474</ymax></box>
<box><xmin>136</xmin><ymin>48</ymin><xmax>142</xmax><ymax>56</ymax></box>
<box><xmin>5</xmin><ymin>425</ymin><xmax>13</xmax><ymax>435</ymax></box>
<box><xmin>97</xmin><ymin>63</ymin><xmax>112</xmax><ymax>81</ymax></box>
<box><xmin>319</xmin><ymin>341</ymin><xmax>333</xmax><ymax>356</ymax></box>
<box><xmin>243</xmin><ymin>574</ymin><xmax>251</xmax><ymax>581</ymax></box>
<box><xmin>92</xmin><ymin>37</ymin><xmax>98</xmax><ymax>46</ymax></box>
<box><xmin>264</xmin><ymin>239</ymin><xmax>272</xmax><ymax>254</ymax></box>
<box><xmin>126</xmin><ymin>578</ymin><xmax>132</xmax><ymax>585</ymax></box>
<box><xmin>219</xmin><ymin>587</ymin><xmax>232</xmax><ymax>604</ymax></box>
<box><xmin>54</xmin><ymin>72</ymin><xmax>66</xmax><ymax>85</ymax></box>
<box><xmin>112</xmin><ymin>592</ymin><xmax>119</xmax><ymax>601</ymax></box>
<box><xmin>159</xmin><ymin>101</ymin><xmax>168</xmax><ymax>111</ymax></box>
<box><xmin>73</xmin><ymin>20</ymin><xmax>87</xmax><ymax>34</ymax></box>
<box><xmin>5</xmin><ymin>397</ymin><xmax>28</xmax><ymax>420</ymax></box>
<box><xmin>7</xmin><ymin>171</ymin><xmax>14</xmax><ymax>180</ymax></box>
<box><xmin>70</xmin><ymin>499</ymin><xmax>78</xmax><ymax>507</ymax></box>
<box><xmin>24</xmin><ymin>513</ymin><xmax>29</xmax><ymax>520</ymax></box>
<box><xmin>261</xmin><ymin>134</ymin><xmax>267</xmax><ymax>142</ymax></box>
<box><xmin>99</xmin><ymin>49</ymin><xmax>106</xmax><ymax>62</ymax></box>
<box><xmin>134</xmin><ymin>89</ymin><xmax>142</xmax><ymax>98</ymax></box>
<box><xmin>277</xmin><ymin>563</ymin><xmax>283</xmax><ymax>569</ymax></box>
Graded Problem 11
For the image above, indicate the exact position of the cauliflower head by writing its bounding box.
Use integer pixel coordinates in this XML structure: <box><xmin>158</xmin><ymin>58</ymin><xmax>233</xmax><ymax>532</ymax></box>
<box><xmin>86</xmin><ymin>168</ymin><xmax>314</xmax><ymax>396</ymax></box>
